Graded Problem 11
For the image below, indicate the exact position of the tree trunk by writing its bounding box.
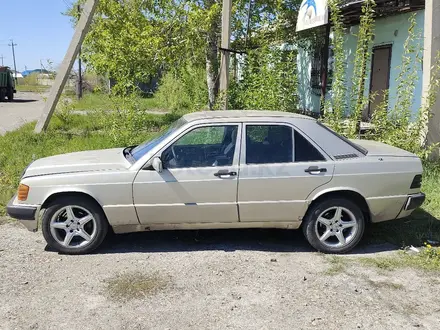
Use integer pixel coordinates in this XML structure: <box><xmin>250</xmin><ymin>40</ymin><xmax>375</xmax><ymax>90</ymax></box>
<box><xmin>205</xmin><ymin>0</ymin><xmax>221</xmax><ymax>110</ymax></box>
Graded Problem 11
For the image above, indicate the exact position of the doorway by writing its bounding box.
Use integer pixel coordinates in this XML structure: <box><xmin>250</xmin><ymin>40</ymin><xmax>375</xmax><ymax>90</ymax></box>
<box><xmin>368</xmin><ymin>45</ymin><xmax>392</xmax><ymax>119</ymax></box>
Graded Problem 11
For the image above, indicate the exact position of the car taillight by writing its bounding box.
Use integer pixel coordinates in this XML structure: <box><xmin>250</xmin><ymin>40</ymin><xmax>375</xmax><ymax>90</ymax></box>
<box><xmin>410</xmin><ymin>175</ymin><xmax>422</xmax><ymax>189</ymax></box>
<box><xmin>17</xmin><ymin>184</ymin><xmax>30</xmax><ymax>201</ymax></box>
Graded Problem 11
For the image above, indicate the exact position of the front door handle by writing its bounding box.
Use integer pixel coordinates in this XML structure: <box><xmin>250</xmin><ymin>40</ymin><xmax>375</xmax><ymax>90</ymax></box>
<box><xmin>214</xmin><ymin>169</ymin><xmax>237</xmax><ymax>177</ymax></box>
<box><xmin>304</xmin><ymin>166</ymin><xmax>327</xmax><ymax>174</ymax></box>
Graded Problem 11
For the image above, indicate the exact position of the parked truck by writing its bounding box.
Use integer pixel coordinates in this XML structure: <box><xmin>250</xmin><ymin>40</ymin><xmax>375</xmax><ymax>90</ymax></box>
<box><xmin>0</xmin><ymin>66</ymin><xmax>16</xmax><ymax>101</ymax></box>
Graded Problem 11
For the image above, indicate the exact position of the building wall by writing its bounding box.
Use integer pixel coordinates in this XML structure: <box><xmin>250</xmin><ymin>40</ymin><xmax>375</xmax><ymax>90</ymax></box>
<box><xmin>297</xmin><ymin>10</ymin><xmax>425</xmax><ymax>115</ymax></box>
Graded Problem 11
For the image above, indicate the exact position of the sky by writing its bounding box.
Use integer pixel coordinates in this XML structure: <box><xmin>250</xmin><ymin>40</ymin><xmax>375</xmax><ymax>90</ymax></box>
<box><xmin>0</xmin><ymin>0</ymin><xmax>74</xmax><ymax>72</ymax></box>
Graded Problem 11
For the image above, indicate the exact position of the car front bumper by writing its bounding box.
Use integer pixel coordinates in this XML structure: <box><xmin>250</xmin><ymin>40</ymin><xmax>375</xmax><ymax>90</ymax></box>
<box><xmin>404</xmin><ymin>193</ymin><xmax>426</xmax><ymax>211</ymax></box>
<box><xmin>7</xmin><ymin>196</ymin><xmax>39</xmax><ymax>232</ymax></box>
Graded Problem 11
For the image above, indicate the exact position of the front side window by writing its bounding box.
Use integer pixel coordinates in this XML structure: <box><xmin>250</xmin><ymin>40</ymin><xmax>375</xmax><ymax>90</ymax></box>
<box><xmin>162</xmin><ymin>125</ymin><xmax>238</xmax><ymax>169</ymax></box>
<box><xmin>131</xmin><ymin>117</ymin><xmax>187</xmax><ymax>161</ymax></box>
<box><xmin>246</xmin><ymin>125</ymin><xmax>293</xmax><ymax>164</ymax></box>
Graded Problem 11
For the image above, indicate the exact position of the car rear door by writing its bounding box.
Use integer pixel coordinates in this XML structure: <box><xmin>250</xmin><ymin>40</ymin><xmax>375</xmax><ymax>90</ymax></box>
<box><xmin>238</xmin><ymin>123</ymin><xmax>335</xmax><ymax>222</ymax></box>
<box><xmin>133</xmin><ymin>123</ymin><xmax>242</xmax><ymax>224</ymax></box>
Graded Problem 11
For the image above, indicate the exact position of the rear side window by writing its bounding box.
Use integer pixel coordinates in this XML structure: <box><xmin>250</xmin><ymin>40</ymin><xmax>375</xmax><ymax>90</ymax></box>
<box><xmin>246</xmin><ymin>125</ymin><xmax>293</xmax><ymax>164</ymax></box>
<box><xmin>294</xmin><ymin>131</ymin><xmax>325</xmax><ymax>162</ymax></box>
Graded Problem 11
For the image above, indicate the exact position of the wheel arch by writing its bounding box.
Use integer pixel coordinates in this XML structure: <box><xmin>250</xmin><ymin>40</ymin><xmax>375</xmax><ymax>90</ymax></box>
<box><xmin>306</xmin><ymin>188</ymin><xmax>371</xmax><ymax>223</ymax></box>
<box><xmin>40</xmin><ymin>190</ymin><xmax>107</xmax><ymax>221</ymax></box>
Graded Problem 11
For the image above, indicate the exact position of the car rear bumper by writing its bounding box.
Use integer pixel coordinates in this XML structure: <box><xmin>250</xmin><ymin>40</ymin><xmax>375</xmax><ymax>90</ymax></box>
<box><xmin>7</xmin><ymin>196</ymin><xmax>39</xmax><ymax>232</ymax></box>
<box><xmin>404</xmin><ymin>193</ymin><xmax>426</xmax><ymax>211</ymax></box>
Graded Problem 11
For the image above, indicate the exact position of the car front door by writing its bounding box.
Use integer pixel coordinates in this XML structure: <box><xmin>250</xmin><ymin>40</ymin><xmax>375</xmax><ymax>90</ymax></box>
<box><xmin>238</xmin><ymin>123</ymin><xmax>335</xmax><ymax>223</ymax></box>
<box><xmin>133</xmin><ymin>123</ymin><xmax>242</xmax><ymax>224</ymax></box>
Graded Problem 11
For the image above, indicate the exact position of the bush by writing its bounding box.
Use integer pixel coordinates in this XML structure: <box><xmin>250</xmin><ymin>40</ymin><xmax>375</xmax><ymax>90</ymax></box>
<box><xmin>155</xmin><ymin>64</ymin><xmax>208</xmax><ymax>112</ymax></box>
<box><xmin>22</xmin><ymin>73</ymin><xmax>40</xmax><ymax>86</ymax></box>
<box><xmin>229</xmin><ymin>46</ymin><xmax>298</xmax><ymax>112</ymax></box>
<box><xmin>323</xmin><ymin>1</ymin><xmax>440</xmax><ymax>160</ymax></box>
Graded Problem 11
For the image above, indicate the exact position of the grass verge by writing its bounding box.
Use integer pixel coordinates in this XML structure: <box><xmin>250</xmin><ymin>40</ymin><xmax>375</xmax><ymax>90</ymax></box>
<box><xmin>0</xmin><ymin>109</ymin><xmax>178</xmax><ymax>214</ymax></box>
<box><xmin>68</xmin><ymin>93</ymin><xmax>167</xmax><ymax>112</ymax></box>
<box><xmin>359</xmin><ymin>247</ymin><xmax>440</xmax><ymax>272</ymax></box>
<box><xmin>15</xmin><ymin>85</ymin><xmax>49</xmax><ymax>93</ymax></box>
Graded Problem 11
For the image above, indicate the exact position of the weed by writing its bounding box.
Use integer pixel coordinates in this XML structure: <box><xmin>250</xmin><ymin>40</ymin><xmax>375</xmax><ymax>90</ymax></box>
<box><xmin>324</xmin><ymin>256</ymin><xmax>349</xmax><ymax>275</ymax></box>
<box><xmin>358</xmin><ymin>257</ymin><xmax>401</xmax><ymax>271</ymax></box>
<box><xmin>365</xmin><ymin>278</ymin><xmax>403</xmax><ymax>290</ymax></box>
<box><xmin>104</xmin><ymin>272</ymin><xmax>169</xmax><ymax>301</ymax></box>
<box><xmin>359</xmin><ymin>247</ymin><xmax>440</xmax><ymax>272</ymax></box>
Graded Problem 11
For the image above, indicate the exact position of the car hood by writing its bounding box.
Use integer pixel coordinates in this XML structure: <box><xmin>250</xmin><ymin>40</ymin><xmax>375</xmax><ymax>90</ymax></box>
<box><xmin>350</xmin><ymin>139</ymin><xmax>417</xmax><ymax>158</ymax></box>
<box><xmin>23</xmin><ymin>148</ymin><xmax>131</xmax><ymax>178</ymax></box>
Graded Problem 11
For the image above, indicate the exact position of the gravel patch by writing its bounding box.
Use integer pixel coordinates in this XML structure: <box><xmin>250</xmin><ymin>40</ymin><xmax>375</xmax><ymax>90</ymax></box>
<box><xmin>1</xmin><ymin>220</ymin><xmax>440</xmax><ymax>329</ymax></box>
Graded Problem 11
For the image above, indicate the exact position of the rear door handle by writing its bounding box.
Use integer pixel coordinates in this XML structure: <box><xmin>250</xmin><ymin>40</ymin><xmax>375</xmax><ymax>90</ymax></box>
<box><xmin>304</xmin><ymin>166</ymin><xmax>327</xmax><ymax>174</ymax></box>
<box><xmin>214</xmin><ymin>170</ymin><xmax>237</xmax><ymax>177</ymax></box>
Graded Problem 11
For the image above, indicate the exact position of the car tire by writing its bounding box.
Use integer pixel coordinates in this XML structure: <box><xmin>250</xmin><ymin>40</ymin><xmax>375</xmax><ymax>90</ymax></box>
<box><xmin>302</xmin><ymin>198</ymin><xmax>365</xmax><ymax>254</ymax></box>
<box><xmin>0</xmin><ymin>88</ymin><xmax>5</xmax><ymax>102</ymax></box>
<box><xmin>42</xmin><ymin>196</ymin><xmax>109</xmax><ymax>255</ymax></box>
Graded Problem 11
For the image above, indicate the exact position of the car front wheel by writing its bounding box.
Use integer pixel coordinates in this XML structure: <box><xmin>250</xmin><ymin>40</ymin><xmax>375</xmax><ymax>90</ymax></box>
<box><xmin>42</xmin><ymin>196</ymin><xmax>108</xmax><ymax>254</ymax></box>
<box><xmin>302</xmin><ymin>198</ymin><xmax>365</xmax><ymax>254</ymax></box>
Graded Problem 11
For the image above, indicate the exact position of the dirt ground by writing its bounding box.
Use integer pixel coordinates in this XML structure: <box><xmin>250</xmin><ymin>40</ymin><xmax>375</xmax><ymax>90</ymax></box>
<box><xmin>1</xmin><ymin>220</ymin><xmax>440</xmax><ymax>330</ymax></box>
<box><xmin>0</xmin><ymin>92</ymin><xmax>46</xmax><ymax>135</ymax></box>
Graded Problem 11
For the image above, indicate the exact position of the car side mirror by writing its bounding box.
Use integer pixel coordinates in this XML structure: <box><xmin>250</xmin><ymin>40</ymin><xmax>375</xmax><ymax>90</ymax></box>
<box><xmin>152</xmin><ymin>157</ymin><xmax>163</xmax><ymax>173</ymax></box>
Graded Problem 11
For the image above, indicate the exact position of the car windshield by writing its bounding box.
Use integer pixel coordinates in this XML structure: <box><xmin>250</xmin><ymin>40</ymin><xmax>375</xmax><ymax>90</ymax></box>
<box><xmin>130</xmin><ymin>117</ymin><xmax>187</xmax><ymax>161</ymax></box>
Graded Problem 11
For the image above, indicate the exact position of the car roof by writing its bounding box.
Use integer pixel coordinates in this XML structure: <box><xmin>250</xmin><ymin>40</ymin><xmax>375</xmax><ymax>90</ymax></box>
<box><xmin>182</xmin><ymin>110</ymin><xmax>315</xmax><ymax>122</ymax></box>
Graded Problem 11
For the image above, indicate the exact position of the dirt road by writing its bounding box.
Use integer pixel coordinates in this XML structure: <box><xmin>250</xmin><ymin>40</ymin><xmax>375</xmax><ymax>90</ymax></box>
<box><xmin>0</xmin><ymin>92</ymin><xmax>47</xmax><ymax>135</ymax></box>
<box><xmin>1</xmin><ymin>220</ymin><xmax>440</xmax><ymax>330</ymax></box>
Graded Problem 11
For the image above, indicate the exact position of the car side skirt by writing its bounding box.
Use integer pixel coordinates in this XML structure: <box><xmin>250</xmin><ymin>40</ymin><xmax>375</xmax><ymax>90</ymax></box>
<box><xmin>112</xmin><ymin>221</ymin><xmax>301</xmax><ymax>234</ymax></box>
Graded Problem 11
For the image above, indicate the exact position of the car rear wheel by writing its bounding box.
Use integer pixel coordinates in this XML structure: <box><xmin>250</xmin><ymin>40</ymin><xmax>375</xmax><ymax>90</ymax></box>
<box><xmin>302</xmin><ymin>198</ymin><xmax>365</xmax><ymax>254</ymax></box>
<box><xmin>42</xmin><ymin>196</ymin><xmax>108</xmax><ymax>254</ymax></box>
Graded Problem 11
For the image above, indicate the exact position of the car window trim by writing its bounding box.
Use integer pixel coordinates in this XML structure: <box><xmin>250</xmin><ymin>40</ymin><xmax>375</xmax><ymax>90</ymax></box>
<box><xmin>144</xmin><ymin>122</ymin><xmax>243</xmax><ymax>170</ymax></box>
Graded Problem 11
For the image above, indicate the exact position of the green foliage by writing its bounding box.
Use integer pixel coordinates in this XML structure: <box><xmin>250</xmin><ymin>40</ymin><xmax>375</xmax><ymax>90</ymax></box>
<box><xmin>359</xmin><ymin>247</ymin><xmax>440</xmax><ymax>272</ymax></box>
<box><xmin>21</xmin><ymin>73</ymin><xmax>40</xmax><ymax>86</ymax></box>
<box><xmin>324</xmin><ymin>0</ymin><xmax>347</xmax><ymax>133</ymax></box>
<box><xmin>322</xmin><ymin>5</ymin><xmax>440</xmax><ymax>160</ymax></box>
<box><xmin>15</xmin><ymin>85</ymin><xmax>49</xmax><ymax>93</ymax></box>
<box><xmin>363</xmin><ymin>14</ymin><xmax>439</xmax><ymax>159</ymax></box>
<box><xmin>229</xmin><ymin>46</ymin><xmax>298</xmax><ymax>111</ymax></box>
<box><xmin>347</xmin><ymin>0</ymin><xmax>376</xmax><ymax>138</ymax></box>
<box><xmin>63</xmin><ymin>92</ymin><xmax>165</xmax><ymax>112</ymax></box>
<box><xmin>0</xmin><ymin>107</ymin><xmax>179</xmax><ymax>214</ymax></box>
<box><xmin>155</xmin><ymin>65</ymin><xmax>208</xmax><ymax>112</ymax></box>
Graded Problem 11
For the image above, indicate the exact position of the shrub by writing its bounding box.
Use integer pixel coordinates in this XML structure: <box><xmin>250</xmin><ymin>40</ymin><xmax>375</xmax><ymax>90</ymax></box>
<box><xmin>155</xmin><ymin>64</ymin><xmax>208</xmax><ymax>112</ymax></box>
<box><xmin>229</xmin><ymin>45</ymin><xmax>298</xmax><ymax>112</ymax></box>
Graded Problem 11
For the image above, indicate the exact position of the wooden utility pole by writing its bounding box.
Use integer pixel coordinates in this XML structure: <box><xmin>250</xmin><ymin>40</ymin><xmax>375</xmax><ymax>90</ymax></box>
<box><xmin>0</xmin><ymin>55</ymin><xmax>4</xmax><ymax>66</ymax></box>
<box><xmin>219</xmin><ymin>0</ymin><xmax>232</xmax><ymax>110</ymax></box>
<box><xmin>77</xmin><ymin>3</ymin><xmax>83</xmax><ymax>100</ymax></box>
<box><xmin>35</xmin><ymin>0</ymin><xmax>98</xmax><ymax>133</ymax></box>
<box><xmin>8</xmin><ymin>40</ymin><xmax>18</xmax><ymax>81</ymax></box>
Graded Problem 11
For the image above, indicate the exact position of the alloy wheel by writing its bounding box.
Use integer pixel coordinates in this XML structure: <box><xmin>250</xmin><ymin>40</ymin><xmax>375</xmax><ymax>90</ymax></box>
<box><xmin>314</xmin><ymin>206</ymin><xmax>359</xmax><ymax>248</ymax></box>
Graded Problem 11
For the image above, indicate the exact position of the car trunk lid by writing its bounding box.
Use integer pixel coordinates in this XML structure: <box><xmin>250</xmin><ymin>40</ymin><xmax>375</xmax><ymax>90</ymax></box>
<box><xmin>350</xmin><ymin>139</ymin><xmax>417</xmax><ymax>158</ymax></box>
